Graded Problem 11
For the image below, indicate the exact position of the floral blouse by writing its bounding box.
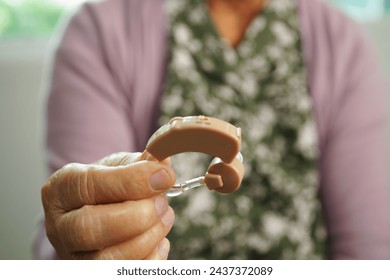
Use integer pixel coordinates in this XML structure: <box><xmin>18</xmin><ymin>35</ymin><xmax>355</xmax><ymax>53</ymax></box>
<box><xmin>161</xmin><ymin>0</ymin><xmax>326</xmax><ymax>259</ymax></box>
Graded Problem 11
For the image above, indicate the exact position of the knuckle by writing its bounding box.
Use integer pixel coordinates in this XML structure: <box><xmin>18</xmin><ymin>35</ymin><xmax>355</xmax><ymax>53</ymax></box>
<box><xmin>72</xmin><ymin>207</ymin><xmax>97</xmax><ymax>250</ymax></box>
<box><xmin>79</xmin><ymin>168</ymin><xmax>97</xmax><ymax>204</ymax></box>
<box><xmin>63</xmin><ymin>206</ymin><xmax>97</xmax><ymax>251</ymax></box>
<box><xmin>41</xmin><ymin>169</ymin><xmax>63</xmax><ymax>208</ymax></box>
<box><xmin>118</xmin><ymin>200</ymin><xmax>157</xmax><ymax>237</ymax></box>
<box><xmin>62</xmin><ymin>163</ymin><xmax>97</xmax><ymax>205</ymax></box>
<box><xmin>134</xmin><ymin>199</ymin><xmax>159</xmax><ymax>229</ymax></box>
<box><xmin>41</xmin><ymin>173</ymin><xmax>65</xmax><ymax>212</ymax></box>
<box><xmin>58</xmin><ymin>164</ymin><xmax>84</xmax><ymax>191</ymax></box>
<box><xmin>139</xmin><ymin>201</ymin><xmax>155</xmax><ymax>220</ymax></box>
<box><xmin>40</xmin><ymin>183</ymin><xmax>51</xmax><ymax>208</ymax></box>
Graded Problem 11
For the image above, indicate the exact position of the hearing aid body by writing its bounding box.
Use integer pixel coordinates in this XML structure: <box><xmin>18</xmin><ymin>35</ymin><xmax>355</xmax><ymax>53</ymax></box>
<box><xmin>142</xmin><ymin>116</ymin><xmax>244</xmax><ymax>194</ymax></box>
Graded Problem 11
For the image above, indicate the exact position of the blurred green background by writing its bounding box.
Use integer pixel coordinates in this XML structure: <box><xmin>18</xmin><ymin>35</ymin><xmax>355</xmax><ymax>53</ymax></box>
<box><xmin>1</xmin><ymin>0</ymin><xmax>390</xmax><ymax>38</ymax></box>
<box><xmin>0</xmin><ymin>0</ymin><xmax>63</xmax><ymax>38</ymax></box>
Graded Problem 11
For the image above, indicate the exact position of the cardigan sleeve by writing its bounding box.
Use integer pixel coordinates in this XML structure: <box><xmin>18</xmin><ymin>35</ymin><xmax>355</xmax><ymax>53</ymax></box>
<box><xmin>33</xmin><ymin>0</ymin><xmax>167</xmax><ymax>259</ymax></box>
<box><xmin>299</xmin><ymin>0</ymin><xmax>390</xmax><ymax>259</ymax></box>
<box><xmin>34</xmin><ymin>2</ymin><xmax>137</xmax><ymax>259</ymax></box>
<box><xmin>44</xmin><ymin>1</ymin><xmax>138</xmax><ymax>173</ymax></box>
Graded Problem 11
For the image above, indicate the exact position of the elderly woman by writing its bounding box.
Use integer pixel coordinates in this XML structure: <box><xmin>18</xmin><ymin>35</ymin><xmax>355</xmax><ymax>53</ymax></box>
<box><xmin>34</xmin><ymin>0</ymin><xmax>390</xmax><ymax>259</ymax></box>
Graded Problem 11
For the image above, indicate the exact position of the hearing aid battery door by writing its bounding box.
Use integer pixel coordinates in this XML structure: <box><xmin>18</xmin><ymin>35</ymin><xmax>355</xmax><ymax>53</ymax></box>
<box><xmin>205</xmin><ymin>155</ymin><xmax>245</xmax><ymax>193</ymax></box>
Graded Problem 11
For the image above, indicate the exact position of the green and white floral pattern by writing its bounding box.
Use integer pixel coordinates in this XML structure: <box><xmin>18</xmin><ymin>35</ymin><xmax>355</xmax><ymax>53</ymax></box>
<box><xmin>161</xmin><ymin>0</ymin><xmax>327</xmax><ymax>259</ymax></box>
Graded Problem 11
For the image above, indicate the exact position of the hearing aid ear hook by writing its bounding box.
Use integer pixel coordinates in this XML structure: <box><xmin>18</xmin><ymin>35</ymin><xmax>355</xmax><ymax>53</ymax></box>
<box><xmin>141</xmin><ymin>116</ymin><xmax>245</xmax><ymax>196</ymax></box>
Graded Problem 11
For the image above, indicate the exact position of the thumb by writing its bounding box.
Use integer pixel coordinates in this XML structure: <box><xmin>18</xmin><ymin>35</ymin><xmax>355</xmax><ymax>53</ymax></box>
<box><xmin>42</xmin><ymin>157</ymin><xmax>176</xmax><ymax>212</ymax></box>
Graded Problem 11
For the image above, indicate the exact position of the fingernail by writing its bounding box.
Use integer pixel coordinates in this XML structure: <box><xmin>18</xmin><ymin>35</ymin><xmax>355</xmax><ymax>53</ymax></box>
<box><xmin>155</xmin><ymin>195</ymin><xmax>168</xmax><ymax>217</ymax></box>
<box><xmin>158</xmin><ymin>238</ymin><xmax>170</xmax><ymax>259</ymax></box>
<box><xmin>150</xmin><ymin>169</ymin><xmax>172</xmax><ymax>190</ymax></box>
<box><xmin>161</xmin><ymin>207</ymin><xmax>175</xmax><ymax>228</ymax></box>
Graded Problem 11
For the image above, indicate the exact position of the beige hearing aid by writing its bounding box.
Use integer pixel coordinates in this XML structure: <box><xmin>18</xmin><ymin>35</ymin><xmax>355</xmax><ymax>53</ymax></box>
<box><xmin>141</xmin><ymin>116</ymin><xmax>244</xmax><ymax>195</ymax></box>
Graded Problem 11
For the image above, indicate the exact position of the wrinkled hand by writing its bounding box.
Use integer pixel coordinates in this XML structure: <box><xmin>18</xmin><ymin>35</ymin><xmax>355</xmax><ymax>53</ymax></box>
<box><xmin>41</xmin><ymin>152</ymin><xmax>176</xmax><ymax>260</ymax></box>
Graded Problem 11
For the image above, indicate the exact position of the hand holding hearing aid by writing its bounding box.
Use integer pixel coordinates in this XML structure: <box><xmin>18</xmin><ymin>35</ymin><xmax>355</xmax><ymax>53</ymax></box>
<box><xmin>41</xmin><ymin>115</ymin><xmax>242</xmax><ymax>260</ymax></box>
<box><xmin>41</xmin><ymin>152</ymin><xmax>177</xmax><ymax>260</ymax></box>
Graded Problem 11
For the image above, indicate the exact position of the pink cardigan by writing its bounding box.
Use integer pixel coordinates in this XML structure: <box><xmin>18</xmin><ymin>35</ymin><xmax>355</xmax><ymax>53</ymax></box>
<box><xmin>34</xmin><ymin>0</ymin><xmax>390</xmax><ymax>259</ymax></box>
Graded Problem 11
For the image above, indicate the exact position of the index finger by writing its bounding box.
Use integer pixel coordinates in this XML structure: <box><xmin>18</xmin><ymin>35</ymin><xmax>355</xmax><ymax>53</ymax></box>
<box><xmin>42</xmin><ymin>160</ymin><xmax>176</xmax><ymax>212</ymax></box>
<box><xmin>95</xmin><ymin>152</ymin><xmax>171</xmax><ymax>167</ymax></box>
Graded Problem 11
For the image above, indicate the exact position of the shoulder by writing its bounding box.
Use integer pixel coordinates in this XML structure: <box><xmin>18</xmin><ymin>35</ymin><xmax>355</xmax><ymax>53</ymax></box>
<box><xmin>297</xmin><ymin>0</ymin><xmax>385</xmax><ymax>97</ymax></box>
<box><xmin>297</xmin><ymin>0</ymin><xmax>372</xmax><ymax>68</ymax></box>
<box><xmin>67</xmin><ymin>0</ymin><xmax>164</xmax><ymax>18</ymax></box>
<box><xmin>297</xmin><ymin>0</ymin><xmax>387</xmax><ymax>148</ymax></box>
<box><xmin>297</xmin><ymin>0</ymin><xmax>362</xmax><ymax>34</ymax></box>
<box><xmin>54</xmin><ymin>0</ymin><xmax>167</xmax><ymax>66</ymax></box>
<box><xmin>57</xmin><ymin>0</ymin><xmax>165</xmax><ymax>40</ymax></box>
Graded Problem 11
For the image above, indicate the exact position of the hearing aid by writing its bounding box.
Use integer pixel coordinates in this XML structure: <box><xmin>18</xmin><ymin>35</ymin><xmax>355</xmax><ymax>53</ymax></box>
<box><xmin>141</xmin><ymin>116</ymin><xmax>244</xmax><ymax>195</ymax></box>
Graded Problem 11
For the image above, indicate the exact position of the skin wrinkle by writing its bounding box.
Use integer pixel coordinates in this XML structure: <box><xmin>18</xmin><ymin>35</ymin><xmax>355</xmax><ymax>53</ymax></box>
<box><xmin>104</xmin><ymin>199</ymin><xmax>158</xmax><ymax>242</ymax></box>
<box><xmin>91</xmin><ymin>167</ymin><xmax>120</xmax><ymax>204</ymax></box>
<box><xmin>68</xmin><ymin>197</ymin><xmax>162</xmax><ymax>253</ymax></box>
<box><xmin>75</xmin><ymin>215</ymin><xmax>169</xmax><ymax>260</ymax></box>
<box><xmin>44</xmin><ymin>153</ymin><xmax>176</xmax><ymax>257</ymax></box>
<box><xmin>57</xmin><ymin>207</ymin><xmax>94</xmax><ymax>253</ymax></box>
<box><xmin>54</xmin><ymin>211</ymin><xmax>75</xmax><ymax>258</ymax></box>
<box><xmin>80</xmin><ymin>167</ymin><xmax>97</xmax><ymax>206</ymax></box>
<box><xmin>86</xmin><ymin>206</ymin><xmax>105</xmax><ymax>251</ymax></box>
<box><xmin>56</xmin><ymin>163</ymin><xmax>90</xmax><ymax>211</ymax></box>
<box><xmin>42</xmin><ymin>167</ymin><xmax>70</xmax><ymax>214</ymax></box>
<box><xmin>74</xmin><ymin>205</ymin><xmax>101</xmax><ymax>251</ymax></box>
<box><xmin>62</xmin><ymin>208</ymin><xmax>92</xmax><ymax>252</ymax></box>
<box><xmin>108</xmin><ymin>164</ymin><xmax>141</xmax><ymax>200</ymax></box>
<box><xmin>41</xmin><ymin>177</ymin><xmax>57</xmax><ymax>214</ymax></box>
